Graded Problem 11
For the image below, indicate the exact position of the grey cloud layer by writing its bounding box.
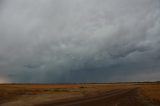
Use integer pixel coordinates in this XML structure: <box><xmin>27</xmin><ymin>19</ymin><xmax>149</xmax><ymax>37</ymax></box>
<box><xmin>0</xmin><ymin>0</ymin><xmax>160</xmax><ymax>83</ymax></box>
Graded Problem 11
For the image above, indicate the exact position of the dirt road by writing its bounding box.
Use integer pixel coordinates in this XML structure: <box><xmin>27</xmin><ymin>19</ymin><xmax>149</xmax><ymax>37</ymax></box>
<box><xmin>38</xmin><ymin>88</ymin><xmax>153</xmax><ymax>106</ymax></box>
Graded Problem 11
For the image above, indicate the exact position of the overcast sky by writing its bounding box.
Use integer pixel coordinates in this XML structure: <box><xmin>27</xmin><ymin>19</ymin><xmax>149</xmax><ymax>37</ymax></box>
<box><xmin>0</xmin><ymin>0</ymin><xmax>160</xmax><ymax>83</ymax></box>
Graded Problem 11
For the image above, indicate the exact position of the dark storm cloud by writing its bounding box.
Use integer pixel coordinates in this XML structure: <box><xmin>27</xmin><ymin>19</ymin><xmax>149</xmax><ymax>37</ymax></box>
<box><xmin>0</xmin><ymin>0</ymin><xmax>160</xmax><ymax>83</ymax></box>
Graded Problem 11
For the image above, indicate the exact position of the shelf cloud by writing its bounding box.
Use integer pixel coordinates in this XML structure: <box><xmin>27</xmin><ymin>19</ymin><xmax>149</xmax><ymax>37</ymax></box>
<box><xmin>0</xmin><ymin>0</ymin><xmax>160</xmax><ymax>83</ymax></box>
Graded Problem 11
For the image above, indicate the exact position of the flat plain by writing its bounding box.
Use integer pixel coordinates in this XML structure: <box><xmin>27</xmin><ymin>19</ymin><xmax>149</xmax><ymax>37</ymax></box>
<box><xmin>0</xmin><ymin>82</ymin><xmax>160</xmax><ymax>106</ymax></box>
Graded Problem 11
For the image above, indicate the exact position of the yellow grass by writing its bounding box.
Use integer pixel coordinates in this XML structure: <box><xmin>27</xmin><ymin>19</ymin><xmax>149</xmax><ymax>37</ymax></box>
<box><xmin>0</xmin><ymin>83</ymin><xmax>160</xmax><ymax>106</ymax></box>
<box><xmin>138</xmin><ymin>83</ymin><xmax>160</xmax><ymax>103</ymax></box>
<box><xmin>0</xmin><ymin>83</ymin><xmax>133</xmax><ymax>104</ymax></box>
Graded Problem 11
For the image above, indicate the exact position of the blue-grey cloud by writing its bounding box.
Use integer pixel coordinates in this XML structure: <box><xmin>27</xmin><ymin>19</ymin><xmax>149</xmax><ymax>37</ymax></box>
<box><xmin>0</xmin><ymin>0</ymin><xmax>160</xmax><ymax>83</ymax></box>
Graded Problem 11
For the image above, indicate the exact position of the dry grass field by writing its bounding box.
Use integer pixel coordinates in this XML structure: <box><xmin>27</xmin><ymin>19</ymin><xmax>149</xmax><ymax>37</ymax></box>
<box><xmin>137</xmin><ymin>83</ymin><xmax>160</xmax><ymax>104</ymax></box>
<box><xmin>0</xmin><ymin>83</ymin><xmax>160</xmax><ymax>106</ymax></box>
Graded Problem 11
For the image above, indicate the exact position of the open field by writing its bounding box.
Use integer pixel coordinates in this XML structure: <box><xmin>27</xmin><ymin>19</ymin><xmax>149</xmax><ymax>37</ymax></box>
<box><xmin>0</xmin><ymin>82</ymin><xmax>160</xmax><ymax>106</ymax></box>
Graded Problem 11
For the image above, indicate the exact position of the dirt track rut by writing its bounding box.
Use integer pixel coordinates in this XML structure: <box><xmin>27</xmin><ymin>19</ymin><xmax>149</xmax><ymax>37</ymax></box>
<box><xmin>38</xmin><ymin>88</ymin><xmax>152</xmax><ymax>106</ymax></box>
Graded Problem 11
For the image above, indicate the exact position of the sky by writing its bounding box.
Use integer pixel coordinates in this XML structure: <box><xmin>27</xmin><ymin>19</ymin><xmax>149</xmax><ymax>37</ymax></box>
<box><xmin>0</xmin><ymin>0</ymin><xmax>160</xmax><ymax>83</ymax></box>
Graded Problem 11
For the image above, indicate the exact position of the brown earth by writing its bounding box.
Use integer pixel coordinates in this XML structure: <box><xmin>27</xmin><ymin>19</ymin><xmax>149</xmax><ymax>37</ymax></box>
<box><xmin>0</xmin><ymin>83</ymin><xmax>160</xmax><ymax>106</ymax></box>
<box><xmin>37</xmin><ymin>88</ymin><xmax>150</xmax><ymax>106</ymax></box>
